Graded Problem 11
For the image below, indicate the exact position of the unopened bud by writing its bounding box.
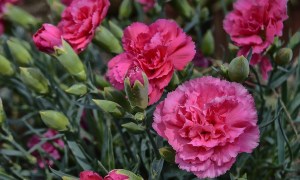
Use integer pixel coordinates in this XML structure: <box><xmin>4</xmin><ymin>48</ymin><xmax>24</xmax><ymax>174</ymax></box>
<box><xmin>121</xmin><ymin>122</ymin><xmax>145</xmax><ymax>134</ymax></box>
<box><xmin>108</xmin><ymin>21</ymin><xmax>123</xmax><ymax>40</ymax></box>
<box><xmin>201</xmin><ymin>30</ymin><xmax>215</xmax><ymax>56</ymax></box>
<box><xmin>20</xmin><ymin>67</ymin><xmax>49</xmax><ymax>94</ymax></box>
<box><xmin>111</xmin><ymin>169</ymin><xmax>143</xmax><ymax>180</ymax></box>
<box><xmin>0</xmin><ymin>99</ymin><xmax>5</xmax><ymax>126</ymax></box>
<box><xmin>65</xmin><ymin>83</ymin><xmax>87</xmax><ymax>96</ymax></box>
<box><xmin>93</xmin><ymin>99</ymin><xmax>125</xmax><ymax>118</ymax></box>
<box><xmin>275</xmin><ymin>48</ymin><xmax>293</xmax><ymax>66</ymax></box>
<box><xmin>124</xmin><ymin>66</ymin><xmax>149</xmax><ymax>110</ymax></box>
<box><xmin>200</xmin><ymin>7</ymin><xmax>209</xmax><ymax>21</ymax></box>
<box><xmin>103</xmin><ymin>87</ymin><xmax>131</xmax><ymax>111</ymax></box>
<box><xmin>95</xmin><ymin>75</ymin><xmax>110</xmax><ymax>88</ymax></box>
<box><xmin>4</xmin><ymin>4</ymin><xmax>39</xmax><ymax>29</ymax></box>
<box><xmin>39</xmin><ymin>110</ymin><xmax>70</xmax><ymax>131</ymax></box>
<box><xmin>7</xmin><ymin>40</ymin><xmax>33</xmax><ymax>66</ymax></box>
<box><xmin>0</xmin><ymin>55</ymin><xmax>15</xmax><ymax>76</ymax></box>
<box><xmin>54</xmin><ymin>40</ymin><xmax>87</xmax><ymax>81</ymax></box>
<box><xmin>159</xmin><ymin>147</ymin><xmax>176</xmax><ymax>163</ymax></box>
<box><xmin>94</xmin><ymin>26</ymin><xmax>123</xmax><ymax>54</ymax></box>
<box><xmin>171</xmin><ymin>0</ymin><xmax>193</xmax><ymax>19</ymax></box>
<box><xmin>228</xmin><ymin>56</ymin><xmax>249</xmax><ymax>83</ymax></box>
<box><xmin>119</xmin><ymin>0</ymin><xmax>133</xmax><ymax>20</ymax></box>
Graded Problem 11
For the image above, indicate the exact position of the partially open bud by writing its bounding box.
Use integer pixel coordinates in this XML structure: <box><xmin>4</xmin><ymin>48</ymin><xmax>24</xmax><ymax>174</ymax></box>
<box><xmin>201</xmin><ymin>30</ymin><xmax>215</xmax><ymax>56</ymax></box>
<box><xmin>3</xmin><ymin>4</ymin><xmax>39</xmax><ymax>29</ymax></box>
<box><xmin>7</xmin><ymin>40</ymin><xmax>33</xmax><ymax>66</ymax></box>
<box><xmin>105</xmin><ymin>169</ymin><xmax>143</xmax><ymax>180</ymax></box>
<box><xmin>159</xmin><ymin>147</ymin><xmax>176</xmax><ymax>163</ymax></box>
<box><xmin>39</xmin><ymin>110</ymin><xmax>70</xmax><ymax>131</ymax></box>
<box><xmin>65</xmin><ymin>83</ymin><xmax>87</xmax><ymax>96</ymax></box>
<box><xmin>119</xmin><ymin>0</ymin><xmax>133</xmax><ymax>20</ymax></box>
<box><xmin>0</xmin><ymin>99</ymin><xmax>5</xmax><ymax>126</ymax></box>
<box><xmin>108</xmin><ymin>20</ymin><xmax>124</xmax><ymax>40</ymax></box>
<box><xmin>93</xmin><ymin>99</ymin><xmax>125</xmax><ymax>118</ymax></box>
<box><xmin>228</xmin><ymin>56</ymin><xmax>249</xmax><ymax>83</ymax></box>
<box><xmin>0</xmin><ymin>55</ymin><xmax>15</xmax><ymax>76</ymax></box>
<box><xmin>171</xmin><ymin>0</ymin><xmax>193</xmax><ymax>19</ymax></box>
<box><xmin>275</xmin><ymin>48</ymin><xmax>293</xmax><ymax>66</ymax></box>
<box><xmin>94</xmin><ymin>26</ymin><xmax>123</xmax><ymax>54</ymax></box>
<box><xmin>54</xmin><ymin>40</ymin><xmax>87</xmax><ymax>81</ymax></box>
<box><xmin>20</xmin><ymin>67</ymin><xmax>49</xmax><ymax>94</ymax></box>
<box><xmin>124</xmin><ymin>66</ymin><xmax>149</xmax><ymax>110</ymax></box>
<box><xmin>121</xmin><ymin>122</ymin><xmax>145</xmax><ymax>134</ymax></box>
<box><xmin>33</xmin><ymin>24</ymin><xmax>63</xmax><ymax>54</ymax></box>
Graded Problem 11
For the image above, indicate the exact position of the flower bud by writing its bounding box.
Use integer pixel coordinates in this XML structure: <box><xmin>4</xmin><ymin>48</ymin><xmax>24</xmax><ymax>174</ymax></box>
<box><xmin>94</xmin><ymin>26</ymin><xmax>123</xmax><ymax>54</ymax></box>
<box><xmin>201</xmin><ymin>30</ymin><xmax>215</xmax><ymax>56</ymax></box>
<box><xmin>33</xmin><ymin>24</ymin><xmax>63</xmax><ymax>54</ymax></box>
<box><xmin>93</xmin><ymin>99</ymin><xmax>125</xmax><ymax>118</ymax></box>
<box><xmin>121</xmin><ymin>122</ymin><xmax>145</xmax><ymax>134</ymax></box>
<box><xmin>65</xmin><ymin>83</ymin><xmax>87</xmax><ymax>96</ymax></box>
<box><xmin>54</xmin><ymin>40</ymin><xmax>87</xmax><ymax>81</ymax></box>
<box><xmin>171</xmin><ymin>0</ymin><xmax>193</xmax><ymax>19</ymax></box>
<box><xmin>159</xmin><ymin>147</ymin><xmax>176</xmax><ymax>163</ymax></box>
<box><xmin>108</xmin><ymin>20</ymin><xmax>124</xmax><ymax>40</ymax></box>
<box><xmin>119</xmin><ymin>0</ymin><xmax>133</xmax><ymax>20</ymax></box>
<box><xmin>200</xmin><ymin>7</ymin><xmax>209</xmax><ymax>21</ymax></box>
<box><xmin>20</xmin><ymin>67</ymin><xmax>49</xmax><ymax>94</ymax></box>
<box><xmin>124</xmin><ymin>66</ymin><xmax>149</xmax><ymax>110</ymax></box>
<box><xmin>9</xmin><ymin>37</ymin><xmax>32</xmax><ymax>51</ymax></box>
<box><xmin>275</xmin><ymin>48</ymin><xmax>293</xmax><ymax>66</ymax></box>
<box><xmin>7</xmin><ymin>40</ymin><xmax>33</xmax><ymax>66</ymax></box>
<box><xmin>39</xmin><ymin>110</ymin><xmax>70</xmax><ymax>131</ymax></box>
<box><xmin>105</xmin><ymin>169</ymin><xmax>143</xmax><ymax>180</ymax></box>
<box><xmin>0</xmin><ymin>99</ymin><xmax>5</xmax><ymax>126</ymax></box>
<box><xmin>228</xmin><ymin>56</ymin><xmax>249</xmax><ymax>83</ymax></box>
<box><xmin>0</xmin><ymin>55</ymin><xmax>15</xmax><ymax>76</ymax></box>
<box><xmin>95</xmin><ymin>75</ymin><xmax>110</xmax><ymax>88</ymax></box>
<box><xmin>4</xmin><ymin>4</ymin><xmax>39</xmax><ymax>29</ymax></box>
<box><xmin>103</xmin><ymin>87</ymin><xmax>131</xmax><ymax>111</ymax></box>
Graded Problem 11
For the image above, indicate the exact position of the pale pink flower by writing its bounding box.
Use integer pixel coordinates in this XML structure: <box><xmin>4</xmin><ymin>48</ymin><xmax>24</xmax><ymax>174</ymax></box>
<box><xmin>138</xmin><ymin>0</ymin><xmax>155</xmax><ymax>12</ymax></box>
<box><xmin>153</xmin><ymin>76</ymin><xmax>260</xmax><ymax>178</ymax></box>
<box><xmin>223</xmin><ymin>0</ymin><xmax>288</xmax><ymax>54</ymax></box>
<box><xmin>27</xmin><ymin>129</ymin><xmax>64</xmax><ymax>168</ymax></box>
<box><xmin>107</xmin><ymin>19</ymin><xmax>195</xmax><ymax>105</ymax></box>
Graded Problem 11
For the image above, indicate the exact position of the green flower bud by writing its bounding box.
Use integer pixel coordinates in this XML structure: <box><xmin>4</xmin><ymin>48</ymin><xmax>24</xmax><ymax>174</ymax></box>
<box><xmin>20</xmin><ymin>67</ymin><xmax>49</xmax><ymax>94</ymax></box>
<box><xmin>124</xmin><ymin>72</ymin><xmax>149</xmax><ymax>110</ymax></box>
<box><xmin>159</xmin><ymin>147</ymin><xmax>176</xmax><ymax>163</ymax></box>
<box><xmin>65</xmin><ymin>83</ymin><xmax>87</xmax><ymax>96</ymax></box>
<box><xmin>121</xmin><ymin>122</ymin><xmax>145</xmax><ymax>134</ymax></box>
<box><xmin>200</xmin><ymin>7</ymin><xmax>209</xmax><ymax>21</ymax></box>
<box><xmin>103</xmin><ymin>87</ymin><xmax>131</xmax><ymax>111</ymax></box>
<box><xmin>95</xmin><ymin>75</ymin><xmax>111</xmax><ymax>88</ymax></box>
<box><xmin>54</xmin><ymin>40</ymin><xmax>87</xmax><ymax>81</ymax></box>
<box><xmin>201</xmin><ymin>30</ymin><xmax>215</xmax><ymax>56</ymax></box>
<box><xmin>171</xmin><ymin>0</ymin><xmax>193</xmax><ymax>19</ymax></box>
<box><xmin>93</xmin><ymin>99</ymin><xmax>125</xmax><ymax>118</ymax></box>
<box><xmin>94</xmin><ymin>26</ymin><xmax>123</xmax><ymax>54</ymax></box>
<box><xmin>275</xmin><ymin>48</ymin><xmax>293</xmax><ymax>66</ymax></box>
<box><xmin>119</xmin><ymin>0</ymin><xmax>133</xmax><ymax>20</ymax></box>
<box><xmin>7</xmin><ymin>40</ymin><xmax>33</xmax><ymax>66</ymax></box>
<box><xmin>39</xmin><ymin>110</ymin><xmax>70</xmax><ymax>131</ymax></box>
<box><xmin>9</xmin><ymin>37</ymin><xmax>32</xmax><ymax>51</ymax></box>
<box><xmin>0</xmin><ymin>99</ymin><xmax>5</xmax><ymax>126</ymax></box>
<box><xmin>228</xmin><ymin>56</ymin><xmax>249</xmax><ymax>83</ymax></box>
<box><xmin>114</xmin><ymin>169</ymin><xmax>143</xmax><ymax>180</ymax></box>
<box><xmin>4</xmin><ymin>4</ymin><xmax>39</xmax><ymax>29</ymax></box>
<box><xmin>108</xmin><ymin>21</ymin><xmax>124</xmax><ymax>40</ymax></box>
<box><xmin>0</xmin><ymin>55</ymin><xmax>15</xmax><ymax>76</ymax></box>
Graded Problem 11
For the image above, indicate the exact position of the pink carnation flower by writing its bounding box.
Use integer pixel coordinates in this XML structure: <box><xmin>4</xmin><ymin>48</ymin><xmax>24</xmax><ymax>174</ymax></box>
<box><xmin>58</xmin><ymin>0</ymin><xmax>110</xmax><ymax>53</ymax></box>
<box><xmin>223</xmin><ymin>0</ymin><xmax>288</xmax><ymax>54</ymax></box>
<box><xmin>137</xmin><ymin>0</ymin><xmax>155</xmax><ymax>12</ymax></box>
<box><xmin>79</xmin><ymin>170</ymin><xmax>129</xmax><ymax>180</ymax></box>
<box><xmin>107</xmin><ymin>19</ymin><xmax>195</xmax><ymax>105</ymax></box>
<box><xmin>80</xmin><ymin>170</ymin><xmax>103</xmax><ymax>180</ymax></box>
<box><xmin>153</xmin><ymin>76</ymin><xmax>260</xmax><ymax>178</ymax></box>
<box><xmin>27</xmin><ymin>129</ymin><xmax>64</xmax><ymax>168</ymax></box>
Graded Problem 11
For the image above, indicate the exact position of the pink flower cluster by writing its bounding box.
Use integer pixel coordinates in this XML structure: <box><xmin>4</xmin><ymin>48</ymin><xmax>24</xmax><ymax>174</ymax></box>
<box><xmin>138</xmin><ymin>0</ymin><xmax>155</xmax><ymax>12</ymax></box>
<box><xmin>153</xmin><ymin>77</ymin><xmax>260</xmax><ymax>178</ymax></box>
<box><xmin>27</xmin><ymin>129</ymin><xmax>64</xmax><ymax>168</ymax></box>
<box><xmin>107</xmin><ymin>19</ymin><xmax>195</xmax><ymax>105</ymax></box>
<box><xmin>80</xmin><ymin>170</ymin><xmax>128</xmax><ymax>180</ymax></box>
<box><xmin>0</xmin><ymin>0</ymin><xmax>20</xmax><ymax>36</ymax></box>
<box><xmin>33</xmin><ymin>0</ymin><xmax>110</xmax><ymax>54</ymax></box>
<box><xmin>223</xmin><ymin>0</ymin><xmax>288</xmax><ymax>79</ymax></box>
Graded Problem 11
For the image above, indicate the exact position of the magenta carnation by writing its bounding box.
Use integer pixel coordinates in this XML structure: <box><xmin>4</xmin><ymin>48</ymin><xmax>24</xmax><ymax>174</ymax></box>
<box><xmin>27</xmin><ymin>129</ymin><xmax>64</xmax><ymax>168</ymax></box>
<box><xmin>153</xmin><ymin>76</ymin><xmax>260</xmax><ymax>178</ymax></box>
<box><xmin>107</xmin><ymin>19</ymin><xmax>195</xmax><ymax>105</ymax></box>
<box><xmin>80</xmin><ymin>170</ymin><xmax>103</xmax><ymax>180</ymax></box>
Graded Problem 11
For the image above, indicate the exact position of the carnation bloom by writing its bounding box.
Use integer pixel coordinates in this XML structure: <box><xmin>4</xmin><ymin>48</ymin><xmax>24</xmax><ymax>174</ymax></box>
<box><xmin>138</xmin><ymin>0</ymin><xmax>155</xmax><ymax>12</ymax></box>
<box><xmin>107</xmin><ymin>19</ymin><xmax>195</xmax><ymax>105</ymax></box>
<box><xmin>153</xmin><ymin>76</ymin><xmax>260</xmax><ymax>178</ymax></box>
<box><xmin>27</xmin><ymin>129</ymin><xmax>64</xmax><ymax>168</ymax></box>
<box><xmin>58</xmin><ymin>0</ymin><xmax>110</xmax><ymax>53</ymax></box>
<box><xmin>33</xmin><ymin>24</ymin><xmax>62</xmax><ymax>54</ymax></box>
<box><xmin>79</xmin><ymin>170</ymin><xmax>129</xmax><ymax>180</ymax></box>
